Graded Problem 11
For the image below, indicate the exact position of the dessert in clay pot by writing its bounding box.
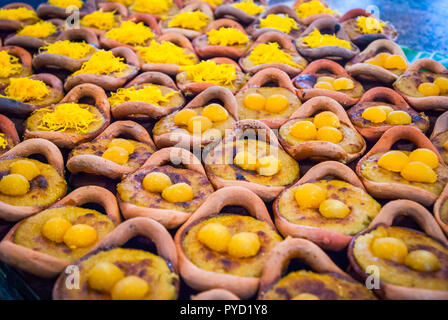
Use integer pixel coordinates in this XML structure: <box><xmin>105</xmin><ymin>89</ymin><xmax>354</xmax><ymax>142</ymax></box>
<box><xmin>274</xmin><ymin>161</ymin><xmax>381</xmax><ymax>251</ymax></box>
<box><xmin>204</xmin><ymin>119</ymin><xmax>300</xmax><ymax>201</ymax></box>
<box><xmin>293</xmin><ymin>59</ymin><xmax>364</xmax><ymax>107</ymax></box>
<box><xmin>348</xmin><ymin>87</ymin><xmax>429</xmax><ymax>141</ymax></box>
<box><xmin>393</xmin><ymin>59</ymin><xmax>448</xmax><ymax>111</ymax></box>
<box><xmin>258</xmin><ymin>238</ymin><xmax>376</xmax><ymax>300</ymax></box>
<box><xmin>174</xmin><ymin>186</ymin><xmax>283</xmax><ymax>299</ymax></box>
<box><xmin>79</xmin><ymin>2</ymin><xmax>128</xmax><ymax>36</ymax></box>
<box><xmin>297</xmin><ymin>17</ymin><xmax>359</xmax><ymax>61</ymax></box>
<box><xmin>0</xmin><ymin>3</ymin><xmax>40</xmax><ymax>32</ymax></box>
<box><xmin>116</xmin><ymin>147</ymin><xmax>215</xmax><ymax>229</ymax></box>
<box><xmin>431</xmin><ymin>110</ymin><xmax>448</xmax><ymax>166</ymax></box>
<box><xmin>346</xmin><ymin>39</ymin><xmax>408</xmax><ymax>84</ymax></box>
<box><xmin>24</xmin><ymin>83</ymin><xmax>110</xmax><ymax>149</ymax></box>
<box><xmin>110</xmin><ymin>71</ymin><xmax>185</xmax><ymax>121</ymax></box>
<box><xmin>239</xmin><ymin>31</ymin><xmax>308</xmax><ymax>77</ymax></box>
<box><xmin>348</xmin><ymin>199</ymin><xmax>448</xmax><ymax>300</ymax></box>
<box><xmin>340</xmin><ymin>8</ymin><xmax>397</xmax><ymax>48</ymax></box>
<box><xmin>4</xmin><ymin>19</ymin><xmax>64</xmax><ymax>49</ymax></box>
<box><xmin>293</xmin><ymin>0</ymin><xmax>339</xmax><ymax>25</ymax></box>
<box><xmin>127</xmin><ymin>0</ymin><xmax>183</xmax><ymax>19</ymax></box>
<box><xmin>0</xmin><ymin>186</ymin><xmax>121</xmax><ymax>278</ymax></box>
<box><xmin>53</xmin><ymin>217</ymin><xmax>179</xmax><ymax>300</ymax></box>
<box><xmin>434</xmin><ymin>184</ymin><xmax>448</xmax><ymax>237</ymax></box>
<box><xmin>0</xmin><ymin>114</ymin><xmax>19</xmax><ymax>155</ymax></box>
<box><xmin>278</xmin><ymin>96</ymin><xmax>366</xmax><ymax>163</ymax></box>
<box><xmin>356</xmin><ymin>126</ymin><xmax>448</xmax><ymax>206</ymax></box>
<box><xmin>0</xmin><ymin>46</ymin><xmax>32</xmax><ymax>89</ymax></box>
<box><xmin>37</xmin><ymin>0</ymin><xmax>97</xmax><ymax>19</ymax></box>
<box><xmin>235</xmin><ymin>67</ymin><xmax>302</xmax><ymax>128</ymax></box>
<box><xmin>214</xmin><ymin>0</ymin><xmax>266</xmax><ymax>25</ymax></box>
<box><xmin>0</xmin><ymin>138</ymin><xmax>67</xmax><ymax>221</ymax></box>
<box><xmin>67</xmin><ymin>120</ymin><xmax>157</xmax><ymax>179</ymax></box>
<box><xmin>152</xmin><ymin>86</ymin><xmax>237</xmax><ymax>150</ymax></box>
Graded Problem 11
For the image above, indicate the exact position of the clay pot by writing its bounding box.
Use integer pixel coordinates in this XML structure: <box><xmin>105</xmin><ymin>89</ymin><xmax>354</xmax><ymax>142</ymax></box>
<box><xmin>32</xmin><ymin>27</ymin><xmax>100</xmax><ymax>72</ymax></box>
<box><xmin>355</xmin><ymin>126</ymin><xmax>447</xmax><ymax>206</ymax></box>
<box><xmin>193</xmin><ymin>19</ymin><xmax>252</xmax><ymax>59</ymax></box>
<box><xmin>64</xmin><ymin>46</ymin><xmax>140</xmax><ymax>91</ymax></box>
<box><xmin>339</xmin><ymin>8</ymin><xmax>397</xmax><ymax>48</ymax></box>
<box><xmin>37</xmin><ymin>0</ymin><xmax>97</xmax><ymax>19</ymax></box>
<box><xmin>0</xmin><ymin>3</ymin><xmax>39</xmax><ymax>31</ymax></box>
<box><xmin>239</xmin><ymin>31</ymin><xmax>307</xmax><ymax>76</ymax></box>
<box><xmin>110</xmin><ymin>71</ymin><xmax>185</xmax><ymax>120</ymax></box>
<box><xmin>139</xmin><ymin>32</ymin><xmax>199</xmax><ymax>76</ymax></box>
<box><xmin>0</xmin><ymin>73</ymin><xmax>64</xmax><ymax>117</ymax></box>
<box><xmin>0</xmin><ymin>45</ymin><xmax>32</xmax><ymax>88</ymax></box>
<box><xmin>235</xmin><ymin>67</ymin><xmax>301</xmax><ymax>128</ymax></box>
<box><xmin>160</xmin><ymin>2</ymin><xmax>214</xmax><ymax>39</ymax></box>
<box><xmin>0</xmin><ymin>186</ymin><xmax>121</xmax><ymax>278</ymax></box>
<box><xmin>348</xmin><ymin>87</ymin><xmax>430</xmax><ymax>140</ymax></box>
<box><xmin>24</xmin><ymin>83</ymin><xmax>111</xmax><ymax>149</ymax></box>
<box><xmin>153</xmin><ymin>85</ymin><xmax>238</xmax><ymax>149</ymax></box>
<box><xmin>278</xmin><ymin>96</ymin><xmax>366</xmax><ymax>162</ymax></box>
<box><xmin>118</xmin><ymin>147</ymin><xmax>210</xmax><ymax>229</ymax></box>
<box><xmin>434</xmin><ymin>183</ymin><xmax>448</xmax><ymax>237</ymax></box>
<box><xmin>192</xmin><ymin>289</ymin><xmax>240</xmax><ymax>300</ymax></box>
<box><xmin>214</xmin><ymin>0</ymin><xmax>266</xmax><ymax>25</ymax></box>
<box><xmin>293</xmin><ymin>0</ymin><xmax>338</xmax><ymax>25</ymax></box>
<box><xmin>296</xmin><ymin>17</ymin><xmax>359</xmax><ymax>60</ymax></box>
<box><xmin>81</xmin><ymin>2</ymin><xmax>129</xmax><ymax>36</ymax></box>
<box><xmin>393</xmin><ymin>59</ymin><xmax>448</xmax><ymax>111</ymax></box>
<box><xmin>247</xmin><ymin>5</ymin><xmax>303</xmax><ymax>39</ymax></box>
<box><xmin>99</xmin><ymin>13</ymin><xmax>161</xmax><ymax>51</ymax></box>
<box><xmin>176</xmin><ymin>57</ymin><xmax>247</xmax><ymax>95</ymax></box>
<box><xmin>346</xmin><ymin>39</ymin><xmax>408</xmax><ymax>83</ymax></box>
<box><xmin>174</xmin><ymin>186</ymin><xmax>278</xmax><ymax>299</ymax></box>
<box><xmin>348</xmin><ymin>199</ymin><xmax>448</xmax><ymax>300</ymax></box>
<box><xmin>430</xmin><ymin>110</ymin><xmax>448</xmax><ymax>166</ymax></box>
<box><xmin>293</xmin><ymin>59</ymin><xmax>364</xmax><ymax>107</ymax></box>
<box><xmin>0</xmin><ymin>114</ymin><xmax>20</xmax><ymax>154</ymax></box>
<box><xmin>67</xmin><ymin>120</ymin><xmax>156</xmax><ymax>179</ymax></box>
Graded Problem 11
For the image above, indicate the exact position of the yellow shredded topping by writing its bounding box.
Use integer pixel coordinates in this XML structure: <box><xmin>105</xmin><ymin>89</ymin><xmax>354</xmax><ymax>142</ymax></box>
<box><xmin>48</xmin><ymin>0</ymin><xmax>83</xmax><ymax>9</ymax></box>
<box><xmin>0</xmin><ymin>51</ymin><xmax>22</xmax><ymax>78</ymax></box>
<box><xmin>81</xmin><ymin>10</ymin><xmax>117</xmax><ymax>30</ymax></box>
<box><xmin>17</xmin><ymin>21</ymin><xmax>57</xmax><ymax>38</ymax></box>
<box><xmin>207</xmin><ymin>27</ymin><xmax>249</xmax><ymax>46</ymax></box>
<box><xmin>259</xmin><ymin>14</ymin><xmax>298</xmax><ymax>33</ymax></box>
<box><xmin>105</xmin><ymin>20</ymin><xmax>154</xmax><ymax>45</ymax></box>
<box><xmin>73</xmin><ymin>50</ymin><xmax>127</xmax><ymax>75</ymax></box>
<box><xmin>0</xmin><ymin>7</ymin><xmax>38</xmax><ymax>21</ymax></box>
<box><xmin>40</xmin><ymin>40</ymin><xmax>94</xmax><ymax>59</ymax></box>
<box><xmin>295</xmin><ymin>0</ymin><xmax>337</xmax><ymax>19</ymax></box>
<box><xmin>131</xmin><ymin>0</ymin><xmax>173</xmax><ymax>15</ymax></box>
<box><xmin>108</xmin><ymin>0</ymin><xmax>133</xmax><ymax>6</ymax></box>
<box><xmin>34</xmin><ymin>103</ymin><xmax>99</xmax><ymax>134</ymax></box>
<box><xmin>137</xmin><ymin>41</ymin><xmax>196</xmax><ymax>66</ymax></box>
<box><xmin>301</xmin><ymin>28</ymin><xmax>351</xmax><ymax>49</ymax></box>
<box><xmin>201</xmin><ymin>0</ymin><xmax>223</xmax><ymax>6</ymax></box>
<box><xmin>181</xmin><ymin>60</ymin><xmax>236</xmax><ymax>87</ymax></box>
<box><xmin>109</xmin><ymin>85</ymin><xmax>177</xmax><ymax>107</ymax></box>
<box><xmin>0</xmin><ymin>78</ymin><xmax>49</xmax><ymax>102</ymax></box>
<box><xmin>248</xmin><ymin>42</ymin><xmax>299</xmax><ymax>67</ymax></box>
<box><xmin>232</xmin><ymin>0</ymin><xmax>264</xmax><ymax>15</ymax></box>
<box><xmin>0</xmin><ymin>134</ymin><xmax>8</xmax><ymax>150</ymax></box>
<box><xmin>357</xmin><ymin>16</ymin><xmax>386</xmax><ymax>34</ymax></box>
<box><xmin>168</xmin><ymin>11</ymin><xmax>209</xmax><ymax>31</ymax></box>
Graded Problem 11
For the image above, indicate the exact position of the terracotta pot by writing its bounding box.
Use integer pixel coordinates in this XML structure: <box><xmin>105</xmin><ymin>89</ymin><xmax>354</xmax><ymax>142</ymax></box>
<box><xmin>153</xmin><ymin>85</ymin><xmax>238</xmax><ymax>149</ymax></box>
<box><xmin>24</xmin><ymin>83</ymin><xmax>111</xmax><ymax>149</ymax></box>
<box><xmin>393</xmin><ymin>59</ymin><xmax>448</xmax><ymax>111</ymax></box>
<box><xmin>174</xmin><ymin>186</ymin><xmax>278</xmax><ymax>299</ymax></box>
<box><xmin>434</xmin><ymin>183</ymin><xmax>448</xmax><ymax>237</ymax></box>
<box><xmin>346</xmin><ymin>40</ymin><xmax>408</xmax><ymax>83</ymax></box>
<box><xmin>235</xmin><ymin>67</ymin><xmax>301</xmax><ymax>128</ymax></box>
<box><xmin>111</xmin><ymin>71</ymin><xmax>185</xmax><ymax>120</ymax></box>
<box><xmin>0</xmin><ymin>45</ymin><xmax>32</xmax><ymax>88</ymax></box>
<box><xmin>139</xmin><ymin>32</ymin><xmax>199</xmax><ymax>75</ymax></box>
<box><xmin>239</xmin><ymin>31</ymin><xmax>307</xmax><ymax>76</ymax></box>
<box><xmin>247</xmin><ymin>5</ymin><xmax>303</xmax><ymax>39</ymax></box>
<box><xmin>430</xmin><ymin>110</ymin><xmax>448</xmax><ymax>166</ymax></box>
<box><xmin>192</xmin><ymin>289</ymin><xmax>240</xmax><ymax>300</ymax></box>
<box><xmin>37</xmin><ymin>0</ymin><xmax>97</xmax><ymax>19</ymax></box>
<box><xmin>278</xmin><ymin>96</ymin><xmax>366</xmax><ymax>162</ymax></box>
<box><xmin>347</xmin><ymin>87</ymin><xmax>429</xmax><ymax>140</ymax></box>
<box><xmin>0</xmin><ymin>114</ymin><xmax>20</xmax><ymax>154</ymax></box>
<box><xmin>67</xmin><ymin>120</ymin><xmax>156</xmax><ymax>179</ymax></box>
<box><xmin>52</xmin><ymin>216</ymin><xmax>179</xmax><ymax>299</ymax></box>
<box><xmin>355</xmin><ymin>126</ymin><xmax>446</xmax><ymax>206</ymax></box>
<box><xmin>160</xmin><ymin>2</ymin><xmax>214</xmax><ymax>39</ymax></box>
<box><xmin>296</xmin><ymin>17</ymin><xmax>359</xmax><ymax>60</ymax></box>
<box><xmin>0</xmin><ymin>3</ymin><xmax>39</xmax><ymax>31</ymax></box>
<box><xmin>293</xmin><ymin>0</ymin><xmax>338</xmax><ymax>25</ymax></box>
<box><xmin>193</xmin><ymin>19</ymin><xmax>251</xmax><ymax>59</ymax></box>
<box><xmin>214</xmin><ymin>0</ymin><xmax>266</xmax><ymax>25</ymax></box>
<box><xmin>32</xmin><ymin>27</ymin><xmax>100</xmax><ymax>72</ymax></box>
<box><xmin>0</xmin><ymin>138</ymin><xmax>65</xmax><ymax>221</ymax></box>
<box><xmin>82</xmin><ymin>2</ymin><xmax>129</xmax><ymax>36</ymax></box>
<box><xmin>293</xmin><ymin>59</ymin><xmax>363</xmax><ymax>107</ymax></box>
<box><xmin>339</xmin><ymin>8</ymin><xmax>397</xmax><ymax>48</ymax></box>
<box><xmin>64</xmin><ymin>46</ymin><xmax>140</xmax><ymax>91</ymax></box>
<box><xmin>273</xmin><ymin>161</ymin><xmax>369</xmax><ymax>250</ymax></box>
<box><xmin>118</xmin><ymin>147</ymin><xmax>210</xmax><ymax>229</ymax></box>
<box><xmin>0</xmin><ymin>73</ymin><xmax>64</xmax><ymax>117</ymax></box>
<box><xmin>348</xmin><ymin>199</ymin><xmax>448</xmax><ymax>300</ymax></box>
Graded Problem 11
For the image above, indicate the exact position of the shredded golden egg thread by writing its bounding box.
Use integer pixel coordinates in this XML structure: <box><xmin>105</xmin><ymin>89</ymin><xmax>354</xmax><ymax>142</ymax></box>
<box><xmin>137</xmin><ymin>41</ymin><xmax>196</xmax><ymax>66</ymax></box>
<box><xmin>48</xmin><ymin>0</ymin><xmax>83</xmax><ymax>9</ymax></box>
<box><xmin>17</xmin><ymin>21</ymin><xmax>57</xmax><ymax>38</ymax></box>
<box><xmin>259</xmin><ymin>14</ymin><xmax>298</xmax><ymax>33</ymax></box>
<box><xmin>0</xmin><ymin>134</ymin><xmax>8</xmax><ymax>150</ymax></box>
<box><xmin>357</xmin><ymin>16</ymin><xmax>386</xmax><ymax>34</ymax></box>
<box><xmin>232</xmin><ymin>0</ymin><xmax>264</xmax><ymax>15</ymax></box>
<box><xmin>0</xmin><ymin>7</ymin><xmax>38</xmax><ymax>20</ymax></box>
<box><xmin>181</xmin><ymin>60</ymin><xmax>236</xmax><ymax>87</ymax></box>
<box><xmin>207</xmin><ymin>27</ymin><xmax>249</xmax><ymax>46</ymax></box>
<box><xmin>105</xmin><ymin>20</ymin><xmax>155</xmax><ymax>45</ymax></box>
<box><xmin>168</xmin><ymin>11</ymin><xmax>209</xmax><ymax>31</ymax></box>
<box><xmin>295</xmin><ymin>0</ymin><xmax>337</xmax><ymax>19</ymax></box>
<box><xmin>0</xmin><ymin>51</ymin><xmax>22</xmax><ymax>78</ymax></box>
<box><xmin>40</xmin><ymin>40</ymin><xmax>94</xmax><ymax>59</ymax></box>
<box><xmin>72</xmin><ymin>50</ymin><xmax>127</xmax><ymax>76</ymax></box>
<box><xmin>131</xmin><ymin>0</ymin><xmax>173</xmax><ymax>15</ymax></box>
<box><xmin>248</xmin><ymin>42</ymin><xmax>299</xmax><ymax>67</ymax></box>
<box><xmin>0</xmin><ymin>78</ymin><xmax>49</xmax><ymax>102</ymax></box>
<box><xmin>81</xmin><ymin>10</ymin><xmax>117</xmax><ymax>30</ymax></box>
<box><xmin>109</xmin><ymin>85</ymin><xmax>177</xmax><ymax>107</ymax></box>
<box><xmin>201</xmin><ymin>0</ymin><xmax>223</xmax><ymax>6</ymax></box>
<box><xmin>301</xmin><ymin>28</ymin><xmax>351</xmax><ymax>49</ymax></box>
